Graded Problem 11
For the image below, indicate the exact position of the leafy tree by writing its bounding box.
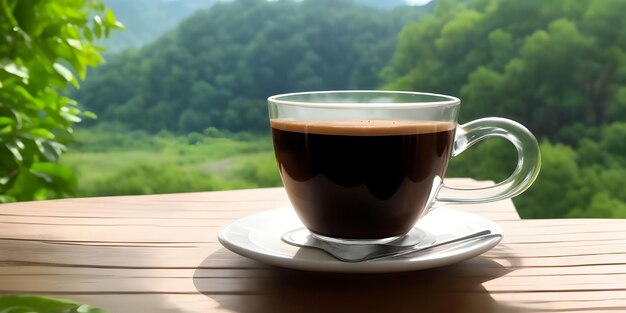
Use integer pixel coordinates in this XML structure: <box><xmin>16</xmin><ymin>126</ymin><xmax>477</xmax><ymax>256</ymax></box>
<box><xmin>514</xmin><ymin>141</ymin><xmax>583</xmax><ymax>218</ymax></box>
<box><xmin>568</xmin><ymin>192</ymin><xmax>626</xmax><ymax>218</ymax></box>
<box><xmin>383</xmin><ymin>0</ymin><xmax>626</xmax><ymax>139</ymax></box>
<box><xmin>446</xmin><ymin>138</ymin><xmax>515</xmax><ymax>182</ymax></box>
<box><xmin>0</xmin><ymin>0</ymin><xmax>122</xmax><ymax>201</ymax></box>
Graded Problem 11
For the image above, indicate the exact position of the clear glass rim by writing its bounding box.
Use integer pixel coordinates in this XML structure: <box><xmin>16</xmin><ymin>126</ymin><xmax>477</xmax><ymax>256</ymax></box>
<box><xmin>268</xmin><ymin>90</ymin><xmax>460</xmax><ymax>109</ymax></box>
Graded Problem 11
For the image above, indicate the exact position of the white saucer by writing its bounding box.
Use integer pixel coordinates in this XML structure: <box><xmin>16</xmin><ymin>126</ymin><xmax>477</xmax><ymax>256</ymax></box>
<box><xmin>218</xmin><ymin>207</ymin><xmax>502</xmax><ymax>273</ymax></box>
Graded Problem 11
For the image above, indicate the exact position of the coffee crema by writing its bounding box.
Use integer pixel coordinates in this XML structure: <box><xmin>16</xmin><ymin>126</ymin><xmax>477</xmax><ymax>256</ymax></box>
<box><xmin>270</xmin><ymin>119</ymin><xmax>455</xmax><ymax>136</ymax></box>
<box><xmin>271</xmin><ymin>119</ymin><xmax>456</xmax><ymax>239</ymax></box>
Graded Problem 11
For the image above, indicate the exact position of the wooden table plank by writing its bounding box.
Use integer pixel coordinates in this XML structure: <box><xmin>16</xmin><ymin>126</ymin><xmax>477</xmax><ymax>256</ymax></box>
<box><xmin>3</xmin><ymin>223</ymin><xmax>626</xmax><ymax>269</ymax></box>
<box><xmin>1</xmin><ymin>178</ymin><xmax>625</xmax><ymax>312</ymax></box>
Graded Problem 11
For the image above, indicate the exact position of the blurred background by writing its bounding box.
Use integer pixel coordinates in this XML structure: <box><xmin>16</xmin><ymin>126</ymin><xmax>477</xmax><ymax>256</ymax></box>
<box><xmin>1</xmin><ymin>0</ymin><xmax>625</xmax><ymax>219</ymax></box>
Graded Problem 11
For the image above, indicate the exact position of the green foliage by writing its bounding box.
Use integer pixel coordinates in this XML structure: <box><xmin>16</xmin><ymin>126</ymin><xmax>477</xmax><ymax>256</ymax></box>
<box><xmin>74</xmin><ymin>0</ymin><xmax>434</xmax><ymax>133</ymax></box>
<box><xmin>0</xmin><ymin>0</ymin><xmax>122</xmax><ymax>201</ymax></box>
<box><xmin>83</xmin><ymin>162</ymin><xmax>222</xmax><ymax>196</ymax></box>
<box><xmin>61</xmin><ymin>128</ymin><xmax>281</xmax><ymax>197</ymax></box>
<box><xmin>383</xmin><ymin>0</ymin><xmax>626</xmax><ymax>139</ymax></box>
<box><xmin>514</xmin><ymin>140</ymin><xmax>584</xmax><ymax>218</ymax></box>
<box><xmin>0</xmin><ymin>295</ymin><xmax>104</xmax><ymax>313</ymax></box>
<box><xmin>448</xmin><ymin>122</ymin><xmax>626</xmax><ymax>219</ymax></box>
<box><xmin>569</xmin><ymin>192</ymin><xmax>626</xmax><ymax>218</ymax></box>
<box><xmin>235</xmin><ymin>154</ymin><xmax>282</xmax><ymax>187</ymax></box>
<box><xmin>446</xmin><ymin>138</ymin><xmax>516</xmax><ymax>182</ymax></box>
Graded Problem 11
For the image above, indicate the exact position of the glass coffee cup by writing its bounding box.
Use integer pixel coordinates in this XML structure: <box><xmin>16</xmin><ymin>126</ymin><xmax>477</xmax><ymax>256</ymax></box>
<box><xmin>268</xmin><ymin>91</ymin><xmax>540</xmax><ymax>244</ymax></box>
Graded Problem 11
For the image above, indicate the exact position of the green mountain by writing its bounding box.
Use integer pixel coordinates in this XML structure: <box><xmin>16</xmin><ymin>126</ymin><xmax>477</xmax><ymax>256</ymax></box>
<box><xmin>77</xmin><ymin>0</ymin><xmax>435</xmax><ymax>132</ymax></box>
<box><xmin>101</xmin><ymin>0</ymin><xmax>426</xmax><ymax>51</ymax></box>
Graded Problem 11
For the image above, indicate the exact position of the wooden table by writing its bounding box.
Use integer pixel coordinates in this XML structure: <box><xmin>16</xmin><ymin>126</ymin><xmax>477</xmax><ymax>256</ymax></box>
<box><xmin>1</xmin><ymin>178</ymin><xmax>625</xmax><ymax>312</ymax></box>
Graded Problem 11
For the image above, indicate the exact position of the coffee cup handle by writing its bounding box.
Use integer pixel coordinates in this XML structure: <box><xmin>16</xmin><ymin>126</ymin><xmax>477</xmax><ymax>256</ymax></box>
<box><xmin>430</xmin><ymin>117</ymin><xmax>541</xmax><ymax>210</ymax></box>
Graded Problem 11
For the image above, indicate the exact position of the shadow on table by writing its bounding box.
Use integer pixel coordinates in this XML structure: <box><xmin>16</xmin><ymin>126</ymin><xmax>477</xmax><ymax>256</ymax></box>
<box><xmin>193</xmin><ymin>245</ymin><xmax>524</xmax><ymax>313</ymax></box>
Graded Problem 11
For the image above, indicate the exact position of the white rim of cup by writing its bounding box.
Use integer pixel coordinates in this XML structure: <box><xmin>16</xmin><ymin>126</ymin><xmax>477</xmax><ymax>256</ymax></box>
<box><xmin>267</xmin><ymin>90</ymin><xmax>461</xmax><ymax>109</ymax></box>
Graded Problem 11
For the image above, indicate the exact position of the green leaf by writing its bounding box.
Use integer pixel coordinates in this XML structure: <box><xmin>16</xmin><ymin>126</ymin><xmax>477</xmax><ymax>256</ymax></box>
<box><xmin>12</xmin><ymin>26</ymin><xmax>32</xmax><ymax>50</ymax></box>
<box><xmin>93</xmin><ymin>16</ymin><xmax>103</xmax><ymax>38</ymax></box>
<box><xmin>0</xmin><ymin>295</ymin><xmax>106</xmax><ymax>313</ymax></box>
<box><xmin>53</xmin><ymin>63</ymin><xmax>76</xmax><ymax>85</ymax></box>
<box><xmin>0</xmin><ymin>195</ymin><xmax>15</xmax><ymax>203</ymax></box>
<box><xmin>83</xmin><ymin>111</ymin><xmax>97</xmax><ymax>119</ymax></box>
<box><xmin>0</xmin><ymin>117</ymin><xmax>14</xmax><ymax>126</ymax></box>
<box><xmin>113</xmin><ymin>21</ymin><xmax>125</xmax><ymax>30</ymax></box>
<box><xmin>30</xmin><ymin>162</ymin><xmax>77</xmax><ymax>192</ymax></box>
<box><xmin>11</xmin><ymin>85</ymin><xmax>36</xmax><ymax>103</ymax></box>
<box><xmin>13</xmin><ymin>138</ymin><xmax>24</xmax><ymax>150</ymax></box>
<box><xmin>105</xmin><ymin>9</ymin><xmax>116</xmax><ymax>26</ymax></box>
<box><xmin>66</xmin><ymin>39</ymin><xmax>83</xmax><ymax>51</ymax></box>
<box><xmin>0</xmin><ymin>61</ymin><xmax>29</xmax><ymax>80</ymax></box>
<box><xmin>5</xmin><ymin>143</ymin><xmax>22</xmax><ymax>163</ymax></box>
<box><xmin>65</xmin><ymin>25</ymin><xmax>81</xmax><ymax>39</ymax></box>
<box><xmin>29</xmin><ymin>128</ymin><xmax>55</xmax><ymax>139</ymax></box>
<box><xmin>60</xmin><ymin>112</ymin><xmax>82</xmax><ymax>123</ymax></box>
<box><xmin>0</xmin><ymin>0</ymin><xmax>18</xmax><ymax>27</ymax></box>
<box><xmin>83</xmin><ymin>27</ymin><xmax>93</xmax><ymax>41</ymax></box>
<box><xmin>94</xmin><ymin>15</ymin><xmax>103</xmax><ymax>26</ymax></box>
<box><xmin>35</xmin><ymin>139</ymin><xmax>66</xmax><ymax>162</ymax></box>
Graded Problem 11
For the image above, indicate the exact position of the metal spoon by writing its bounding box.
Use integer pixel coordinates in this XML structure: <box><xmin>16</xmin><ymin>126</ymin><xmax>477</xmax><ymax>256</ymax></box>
<box><xmin>282</xmin><ymin>228</ymin><xmax>497</xmax><ymax>262</ymax></box>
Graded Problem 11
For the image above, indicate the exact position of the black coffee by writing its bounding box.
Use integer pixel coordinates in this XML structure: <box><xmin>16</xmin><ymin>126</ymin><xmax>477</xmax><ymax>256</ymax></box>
<box><xmin>271</xmin><ymin>119</ymin><xmax>456</xmax><ymax>239</ymax></box>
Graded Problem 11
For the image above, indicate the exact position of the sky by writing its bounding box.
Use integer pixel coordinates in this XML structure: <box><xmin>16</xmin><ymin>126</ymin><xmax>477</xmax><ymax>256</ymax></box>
<box><xmin>405</xmin><ymin>0</ymin><xmax>433</xmax><ymax>5</ymax></box>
